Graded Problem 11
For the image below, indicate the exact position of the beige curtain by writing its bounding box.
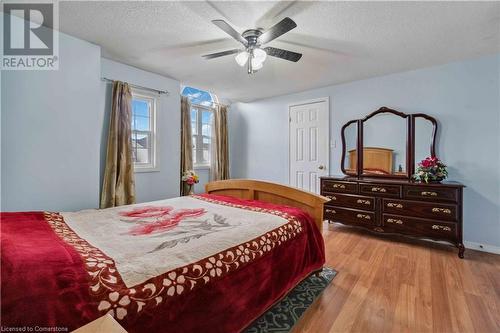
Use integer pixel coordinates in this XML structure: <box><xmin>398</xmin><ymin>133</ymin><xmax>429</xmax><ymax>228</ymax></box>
<box><xmin>210</xmin><ymin>104</ymin><xmax>230</xmax><ymax>181</ymax></box>
<box><xmin>180</xmin><ymin>96</ymin><xmax>193</xmax><ymax>195</ymax></box>
<box><xmin>100</xmin><ymin>81</ymin><xmax>136</xmax><ymax>208</ymax></box>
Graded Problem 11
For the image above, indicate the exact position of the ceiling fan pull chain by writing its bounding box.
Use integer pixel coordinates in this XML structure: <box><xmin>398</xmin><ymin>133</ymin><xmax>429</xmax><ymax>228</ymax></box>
<box><xmin>248</xmin><ymin>49</ymin><xmax>253</xmax><ymax>74</ymax></box>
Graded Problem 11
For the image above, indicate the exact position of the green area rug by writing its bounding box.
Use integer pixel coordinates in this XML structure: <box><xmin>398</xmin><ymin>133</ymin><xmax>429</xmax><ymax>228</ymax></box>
<box><xmin>244</xmin><ymin>267</ymin><xmax>337</xmax><ymax>333</ymax></box>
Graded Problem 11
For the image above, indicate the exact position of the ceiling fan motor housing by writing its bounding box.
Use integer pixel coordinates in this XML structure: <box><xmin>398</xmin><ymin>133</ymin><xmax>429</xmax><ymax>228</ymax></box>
<box><xmin>242</xmin><ymin>29</ymin><xmax>263</xmax><ymax>48</ymax></box>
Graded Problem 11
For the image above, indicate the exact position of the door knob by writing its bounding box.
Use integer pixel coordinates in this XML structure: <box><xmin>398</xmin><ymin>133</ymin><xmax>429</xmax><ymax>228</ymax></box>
<box><xmin>318</xmin><ymin>165</ymin><xmax>325</xmax><ymax>170</ymax></box>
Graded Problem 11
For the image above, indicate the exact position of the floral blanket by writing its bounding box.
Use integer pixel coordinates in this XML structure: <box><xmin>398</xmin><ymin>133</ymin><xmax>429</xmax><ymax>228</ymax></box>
<box><xmin>1</xmin><ymin>194</ymin><xmax>325</xmax><ymax>333</ymax></box>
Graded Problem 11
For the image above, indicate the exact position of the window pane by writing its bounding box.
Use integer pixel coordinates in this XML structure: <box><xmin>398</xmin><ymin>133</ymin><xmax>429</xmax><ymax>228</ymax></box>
<box><xmin>202</xmin><ymin>124</ymin><xmax>211</xmax><ymax>136</ymax></box>
<box><xmin>202</xmin><ymin>111</ymin><xmax>212</xmax><ymax>123</ymax></box>
<box><xmin>132</xmin><ymin>132</ymin><xmax>137</xmax><ymax>147</ymax></box>
<box><xmin>132</xmin><ymin>148</ymin><xmax>137</xmax><ymax>162</ymax></box>
<box><xmin>131</xmin><ymin>91</ymin><xmax>157</xmax><ymax>170</ymax></box>
<box><xmin>181</xmin><ymin>91</ymin><xmax>215</xmax><ymax>167</ymax></box>
<box><xmin>135</xmin><ymin>116</ymin><xmax>150</xmax><ymax>131</ymax></box>
<box><xmin>182</xmin><ymin>87</ymin><xmax>214</xmax><ymax>106</ymax></box>
<box><xmin>136</xmin><ymin>148</ymin><xmax>149</xmax><ymax>164</ymax></box>
<box><xmin>134</xmin><ymin>132</ymin><xmax>150</xmax><ymax>149</ymax></box>
<box><xmin>133</xmin><ymin>99</ymin><xmax>149</xmax><ymax>118</ymax></box>
<box><xmin>202</xmin><ymin>149</ymin><xmax>210</xmax><ymax>163</ymax></box>
<box><xmin>192</xmin><ymin>150</ymin><xmax>197</xmax><ymax>164</ymax></box>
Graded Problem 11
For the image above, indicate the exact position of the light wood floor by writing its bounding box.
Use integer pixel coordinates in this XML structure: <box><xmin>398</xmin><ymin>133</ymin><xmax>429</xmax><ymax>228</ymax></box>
<box><xmin>292</xmin><ymin>223</ymin><xmax>500</xmax><ymax>333</ymax></box>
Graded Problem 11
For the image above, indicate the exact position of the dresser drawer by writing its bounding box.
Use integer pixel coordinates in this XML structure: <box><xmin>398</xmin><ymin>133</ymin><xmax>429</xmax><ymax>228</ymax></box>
<box><xmin>359</xmin><ymin>183</ymin><xmax>401</xmax><ymax>198</ymax></box>
<box><xmin>323</xmin><ymin>192</ymin><xmax>375</xmax><ymax>210</ymax></box>
<box><xmin>383</xmin><ymin>199</ymin><xmax>458</xmax><ymax>222</ymax></box>
<box><xmin>403</xmin><ymin>185</ymin><xmax>458</xmax><ymax>203</ymax></box>
<box><xmin>382</xmin><ymin>214</ymin><xmax>457</xmax><ymax>241</ymax></box>
<box><xmin>322</xmin><ymin>180</ymin><xmax>358</xmax><ymax>193</ymax></box>
<box><xmin>324</xmin><ymin>206</ymin><xmax>376</xmax><ymax>226</ymax></box>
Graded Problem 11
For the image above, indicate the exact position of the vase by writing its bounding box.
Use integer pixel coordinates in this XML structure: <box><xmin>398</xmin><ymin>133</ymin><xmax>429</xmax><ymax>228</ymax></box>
<box><xmin>420</xmin><ymin>175</ymin><xmax>445</xmax><ymax>184</ymax></box>
<box><xmin>188</xmin><ymin>185</ymin><xmax>194</xmax><ymax>195</ymax></box>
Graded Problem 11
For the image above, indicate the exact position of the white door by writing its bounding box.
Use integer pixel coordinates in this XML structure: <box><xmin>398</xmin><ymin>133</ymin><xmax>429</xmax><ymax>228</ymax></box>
<box><xmin>289</xmin><ymin>99</ymin><xmax>329</xmax><ymax>194</ymax></box>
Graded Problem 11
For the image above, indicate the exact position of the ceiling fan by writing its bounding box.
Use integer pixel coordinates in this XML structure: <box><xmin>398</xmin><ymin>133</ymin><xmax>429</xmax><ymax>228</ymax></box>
<box><xmin>202</xmin><ymin>17</ymin><xmax>302</xmax><ymax>74</ymax></box>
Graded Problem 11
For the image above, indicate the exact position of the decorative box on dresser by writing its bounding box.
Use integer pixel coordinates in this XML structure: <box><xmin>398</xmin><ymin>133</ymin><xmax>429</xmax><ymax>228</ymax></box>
<box><xmin>321</xmin><ymin>176</ymin><xmax>465</xmax><ymax>257</ymax></box>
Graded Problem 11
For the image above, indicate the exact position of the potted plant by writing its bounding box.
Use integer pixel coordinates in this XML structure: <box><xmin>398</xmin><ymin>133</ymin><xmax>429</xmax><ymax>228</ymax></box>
<box><xmin>413</xmin><ymin>156</ymin><xmax>448</xmax><ymax>183</ymax></box>
<box><xmin>182</xmin><ymin>170</ymin><xmax>199</xmax><ymax>195</ymax></box>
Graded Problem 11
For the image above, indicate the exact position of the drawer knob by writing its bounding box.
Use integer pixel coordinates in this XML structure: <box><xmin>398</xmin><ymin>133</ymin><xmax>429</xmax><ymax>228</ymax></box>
<box><xmin>432</xmin><ymin>208</ymin><xmax>452</xmax><ymax>214</ymax></box>
<box><xmin>387</xmin><ymin>202</ymin><xmax>403</xmax><ymax>208</ymax></box>
<box><xmin>356</xmin><ymin>199</ymin><xmax>371</xmax><ymax>205</ymax></box>
<box><xmin>333</xmin><ymin>184</ymin><xmax>346</xmax><ymax>189</ymax></box>
<box><xmin>421</xmin><ymin>191</ymin><xmax>438</xmax><ymax>197</ymax></box>
<box><xmin>356</xmin><ymin>213</ymin><xmax>371</xmax><ymax>220</ymax></box>
<box><xmin>387</xmin><ymin>218</ymin><xmax>403</xmax><ymax>225</ymax></box>
<box><xmin>371</xmin><ymin>187</ymin><xmax>387</xmax><ymax>193</ymax></box>
<box><xmin>327</xmin><ymin>195</ymin><xmax>337</xmax><ymax>200</ymax></box>
<box><xmin>432</xmin><ymin>224</ymin><xmax>451</xmax><ymax>232</ymax></box>
<box><xmin>325</xmin><ymin>208</ymin><xmax>336</xmax><ymax>214</ymax></box>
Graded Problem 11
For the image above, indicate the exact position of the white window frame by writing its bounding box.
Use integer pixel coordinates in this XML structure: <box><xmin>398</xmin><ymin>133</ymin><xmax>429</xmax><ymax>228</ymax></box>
<box><xmin>131</xmin><ymin>88</ymin><xmax>159</xmax><ymax>173</ymax></box>
<box><xmin>191</xmin><ymin>104</ymin><xmax>213</xmax><ymax>169</ymax></box>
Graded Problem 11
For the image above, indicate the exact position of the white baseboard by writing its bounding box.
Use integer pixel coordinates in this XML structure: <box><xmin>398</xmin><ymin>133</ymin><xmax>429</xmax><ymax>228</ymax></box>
<box><xmin>464</xmin><ymin>241</ymin><xmax>500</xmax><ymax>255</ymax></box>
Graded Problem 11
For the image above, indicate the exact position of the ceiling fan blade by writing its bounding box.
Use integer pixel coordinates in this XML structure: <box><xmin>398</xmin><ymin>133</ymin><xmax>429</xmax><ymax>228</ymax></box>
<box><xmin>202</xmin><ymin>49</ymin><xmax>240</xmax><ymax>59</ymax></box>
<box><xmin>258</xmin><ymin>17</ymin><xmax>297</xmax><ymax>45</ymax></box>
<box><xmin>264</xmin><ymin>47</ymin><xmax>302</xmax><ymax>62</ymax></box>
<box><xmin>212</xmin><ymin>20</ymin><xmax>248</xmax><ymax>46</ymax></box>
<box><xmin>256</xmin><ymin>1</ymin><xmax>313</xmax><ymax>28</ymax></box>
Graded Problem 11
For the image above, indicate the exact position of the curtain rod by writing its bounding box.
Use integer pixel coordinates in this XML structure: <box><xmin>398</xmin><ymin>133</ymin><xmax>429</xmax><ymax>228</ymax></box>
<box><xmin>101</xmin><ymin>77</ymin><xmax>169</xmax><ymax>95</ymax></box>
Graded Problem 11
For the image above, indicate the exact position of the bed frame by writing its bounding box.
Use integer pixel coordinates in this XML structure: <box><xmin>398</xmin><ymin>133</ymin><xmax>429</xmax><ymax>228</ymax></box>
<box><xmin>205</xmin><ymin>179</ymin><xmax>329</xmax><ymax>231</ymax></box>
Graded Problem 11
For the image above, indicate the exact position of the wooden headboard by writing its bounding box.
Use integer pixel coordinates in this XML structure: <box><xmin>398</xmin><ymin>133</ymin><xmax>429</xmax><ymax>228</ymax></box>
<box><xmin>205</xmin><ymin>179</ymin><xmax>329</xmax><ymax>231</ymax></box>
<box><xmin>348</xmin><ymin>147</ymin><xmax>393</xmax><ymax>174</ymax></box>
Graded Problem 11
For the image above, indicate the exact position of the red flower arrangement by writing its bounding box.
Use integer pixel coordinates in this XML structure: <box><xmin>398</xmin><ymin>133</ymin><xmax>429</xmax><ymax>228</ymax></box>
<box><xmin>413</xmin><ymin>156</ymin><xmax>448</xmax><ymax>183</ymax></box>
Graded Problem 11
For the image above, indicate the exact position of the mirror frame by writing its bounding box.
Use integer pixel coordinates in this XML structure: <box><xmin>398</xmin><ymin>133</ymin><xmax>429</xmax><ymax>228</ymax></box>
<box><xmin>340</xmin><ymin>119</ymin><xmax>360</xmax><ymax>176</ymax></box>
<box><xmin>340</xmin><ymin>106</ymin><xmax>438</xmax><ymax>179</ymax></box>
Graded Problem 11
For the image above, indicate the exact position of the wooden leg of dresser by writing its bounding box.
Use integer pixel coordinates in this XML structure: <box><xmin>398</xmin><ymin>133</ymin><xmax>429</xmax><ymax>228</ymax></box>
<box><xmin>458</xmin><ymin>243</ymin><xmax>465</xmax><ymax>259</ymax></box>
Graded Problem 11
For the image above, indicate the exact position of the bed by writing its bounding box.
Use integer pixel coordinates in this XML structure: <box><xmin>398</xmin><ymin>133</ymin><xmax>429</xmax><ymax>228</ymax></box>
<box><xmin>1</xmin><ymin>179</ymin><xmax>328</xmax><ymax>333</ymax></box>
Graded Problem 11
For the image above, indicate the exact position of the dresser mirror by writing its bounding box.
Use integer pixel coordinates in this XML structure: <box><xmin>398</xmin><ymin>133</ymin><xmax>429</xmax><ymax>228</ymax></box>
<box><xmin>414</xmin><ymin>115</ymin><xmax>437</xmax><ymax>171</ymax></box>
<box><xmin>362</xmin><ymin>112</ymin><xmax>408</xmax><ymax>176</ymax></box>
<box><xmin>340</xmin><ymin>107</ymin><xmax>437</xmax><ymax>179</ymax></box>
<box><xmin>342</xmin><ymin>121</ymin><xmax>358</xmax><ymax>175</ymax></box>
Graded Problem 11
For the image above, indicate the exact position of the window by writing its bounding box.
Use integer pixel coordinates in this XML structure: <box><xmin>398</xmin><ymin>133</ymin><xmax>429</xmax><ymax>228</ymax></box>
<box><xmin>131</xmin><ymin>89</ymin><xmax>158</xmax><ymax>172</ymax></box>
<box><xmin>182</xmin><ymin>86</ymin><xmax>217</xmax><ymax>168</ymax></box>
<box><xmin>191</xmin><ymin>107</ymin><xmax>213</xmax><ymax>166</ymax></box>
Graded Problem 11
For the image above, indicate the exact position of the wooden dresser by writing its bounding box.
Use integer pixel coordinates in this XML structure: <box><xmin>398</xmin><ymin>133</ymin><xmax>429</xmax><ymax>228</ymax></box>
<box><xmin>321</xmin><ymin>176</ymin><xmax>465</xmax><ymax>258</ymax></box>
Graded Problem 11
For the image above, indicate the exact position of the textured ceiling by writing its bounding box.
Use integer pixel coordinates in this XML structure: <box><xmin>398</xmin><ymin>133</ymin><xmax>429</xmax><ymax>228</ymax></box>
<box><xmin>59</xmin><ymin>1</ymin><xmax>500</xmax><ymax>102</ymax></box>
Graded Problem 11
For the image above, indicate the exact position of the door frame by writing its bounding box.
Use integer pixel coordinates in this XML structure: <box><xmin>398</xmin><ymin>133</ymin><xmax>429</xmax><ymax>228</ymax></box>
<box><xmin>288</xmin><ymin>97</ymin><xmax>330</xmax><ymax>188</ymax></box>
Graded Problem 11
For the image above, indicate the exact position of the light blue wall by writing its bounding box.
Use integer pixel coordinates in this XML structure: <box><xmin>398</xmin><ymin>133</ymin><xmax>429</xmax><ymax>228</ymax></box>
<box><xmin>101</xmin><ymin>59</ymin><xmax>181</xmax><ymax>203</ymax></box>
<box><xmin>1</xmin><ymin>32</ymin><xmax>102</xmax><ymax>211</ymax></box>
<box><xmin>229</xmin><ymin>54</ymin><xmax>500</xmax><ymax>249</ymax></box>
<box><xmin>1</xmin><ymin>30</ymin><xmax>182</xmax><ymax>211</ymax></box>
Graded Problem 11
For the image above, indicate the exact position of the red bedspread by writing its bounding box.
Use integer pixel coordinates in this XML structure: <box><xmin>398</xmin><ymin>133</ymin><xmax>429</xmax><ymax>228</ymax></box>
<box><xmin>1</xmin><ymin>194</ymin><xmax>325</xmax><ymax>332</ymax></box>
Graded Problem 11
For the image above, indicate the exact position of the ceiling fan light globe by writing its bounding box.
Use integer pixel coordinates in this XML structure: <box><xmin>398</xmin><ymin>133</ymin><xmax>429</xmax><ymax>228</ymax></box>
<box><xmin>235</xmin><ymin>51</ymin><xmax>249</xmax><ymax>66</ymax></box>
<box><xmin>252</xmin><ymin>60</ymin><xmax>263</xmax><ymax>70</ymax></box>
<box><xmin>253</xmin><ymin>48</ymin><xmax>267</xmax><ymax>63</ymax></box>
